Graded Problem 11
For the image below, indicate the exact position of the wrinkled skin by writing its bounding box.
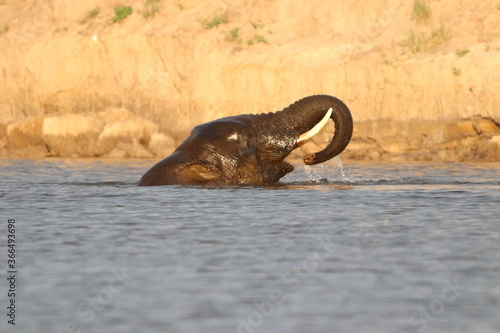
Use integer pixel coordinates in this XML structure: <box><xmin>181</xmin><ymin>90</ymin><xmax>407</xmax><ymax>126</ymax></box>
<box><xmin>138</xmin><ymin>95</ymin><xmax>353</xmax><ymax>186</ymax></box>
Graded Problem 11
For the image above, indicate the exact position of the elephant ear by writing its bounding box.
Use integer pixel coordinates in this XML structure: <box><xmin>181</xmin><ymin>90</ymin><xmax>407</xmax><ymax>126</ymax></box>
<box><xmin>180</xmin><ymin>164</ymin><xmax>224</xmax><ymax>185</ymax></box>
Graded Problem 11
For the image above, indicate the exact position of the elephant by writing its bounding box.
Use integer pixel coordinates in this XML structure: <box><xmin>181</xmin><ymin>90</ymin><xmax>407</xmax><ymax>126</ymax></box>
<box><xmin>138</xmin><ymin>95</ymin><xmax>353</xmax><ymax>186</ymax></box>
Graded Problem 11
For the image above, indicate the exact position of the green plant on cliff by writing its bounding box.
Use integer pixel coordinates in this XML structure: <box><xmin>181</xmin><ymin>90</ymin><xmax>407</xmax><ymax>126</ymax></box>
<box><xmin>400</xmin><ymin>24</ymin><xmax>449</xmax><ymax>54</ymax></box>
<box><xmin>251</xmin><ymin>22</ymin><xmax>265</xmax><ymax>29</ymax></box>
<box><xmin>412</xmin><ymin>0</ymin><xmax>430</xmax><ymax>22</ymax></box>
<box><xmin>400</xmin><ymin>30</ymin><xmax>424</xmax><ymax>53</ymax></box>
<box><xmin>226</xmin><ymin>28</ymin><xmax>240</xmax><ymax>43</ymax></box>
<box><xmin>0</xmin><ymin>24</ymin><xmax>8</xmax><ymax>36</ymax></box>
<box><xmin>455</xmin><ymin>48</ymin><xmax>469</xmax><ymax>57</ymax></box>
<box><xmin>143</xmin><ymin>0</ymin><xmax>160</xmax><ymax>19</ymax></box>
<box><xmin>246</xmin><ymin>34</ymin><xmax>270</xmax><ymax>46</ymax></box>
<box><xmin>80</xmin><ymin>7</ymin><xmax>100</xmax><ymax>24</ymax></box>
<box><xmin>426</xmin><ymin>25</ymin><xmax>449</xmax><ymax>52</ymax></box>
<box><xmin>199</xmin><ymin>10</ymin><xmax>228</xmax><ymax>29</ymax></box>
<box><xmin>254</xmin><ymin>35</ymin><xmax>269</xmax><ymax>44</ymax></box>
<box><xmin>112</xmin><ymin>5</ymin><xmax>133</xmax><ymax>23</ymax></box>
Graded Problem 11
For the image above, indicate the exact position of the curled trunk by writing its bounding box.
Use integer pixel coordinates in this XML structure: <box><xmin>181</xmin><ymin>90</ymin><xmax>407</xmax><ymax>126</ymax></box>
<box><xmin>274</xmin><ymin>95</ymin><xmax>353</xmax><ymax>164</ymax></box>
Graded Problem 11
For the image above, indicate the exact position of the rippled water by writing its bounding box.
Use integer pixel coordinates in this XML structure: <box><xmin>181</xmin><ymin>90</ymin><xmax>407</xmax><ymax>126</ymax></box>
<box><xmin>0</xmin><ymin>158</ymin><xmax>499</xmax><ymax>333</ymax></box>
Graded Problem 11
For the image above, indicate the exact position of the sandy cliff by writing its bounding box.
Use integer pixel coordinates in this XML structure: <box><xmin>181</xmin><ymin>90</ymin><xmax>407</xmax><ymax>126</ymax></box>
<box><xmin>1</xmin><ymin>0</ymin><xmax>499</xmax><ymax>161</ymax></box>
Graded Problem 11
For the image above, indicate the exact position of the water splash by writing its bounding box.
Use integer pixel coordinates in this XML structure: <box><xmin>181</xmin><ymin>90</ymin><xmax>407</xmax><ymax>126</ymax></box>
<box><xmin>332</xmin><ymin>156</ymin><xmax>349</xmax><ymax>182</ymax></box>
<box><xmin>304</xmin><ymin>165</ymin><xmax>321</xmax><ymax>182</ymax></box>
<box><xmin>304</xmin><ymin>156</ymin><xmax>349</xmax><ymax>182</ymax></box>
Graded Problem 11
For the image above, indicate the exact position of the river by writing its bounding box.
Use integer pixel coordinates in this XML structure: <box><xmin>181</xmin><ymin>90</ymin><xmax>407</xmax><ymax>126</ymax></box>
<box><xmin>0</xmin><ymin>158</ymin><xmax>499</xmax><ymax>333</ymax></box>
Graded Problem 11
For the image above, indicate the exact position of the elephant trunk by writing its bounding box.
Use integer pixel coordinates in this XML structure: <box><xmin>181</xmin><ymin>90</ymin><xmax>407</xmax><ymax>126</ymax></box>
<box><xmin>275</xmin><ymin>95</ymin><xmax>353</xmax><ymax>165</ymax></box>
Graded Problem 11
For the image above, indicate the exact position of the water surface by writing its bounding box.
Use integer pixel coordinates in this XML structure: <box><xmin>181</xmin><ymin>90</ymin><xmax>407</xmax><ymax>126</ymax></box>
<box><xmin>0</xmin><ymin>158</ymin><xmax>499</xmax><ymax>333</ymax></box>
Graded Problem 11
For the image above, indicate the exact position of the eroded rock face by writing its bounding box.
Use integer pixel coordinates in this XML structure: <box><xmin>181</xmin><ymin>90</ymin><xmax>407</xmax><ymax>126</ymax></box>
<box><xmin>148</xmin><ymin>133</ymin><xmax>176</xmax><ymax>157</ymax></box>
<box><xmin>488</xmin><ymin>136</ymin><xmax>500</xmax><ymax>161</ymax></box>
<box><xmin>7</xmin><ymin>115</ymin><xmax>45</xmax><ymax>149</ymax></box>
<box><xmin>337</xmin><ymin>117</ymin><xmax>500</xmax><ymax>162</ymax></box>
<box><xmin>3</xmin><ymin>108</ymin><xmax>175</xmax><ymax>158</ymax></box>
<box><xmin>2</xmin><ymin>111</ymin><xmax>500</xmax><ymax>160</ymax></box>
<box><xmin>42</xmin><ymin>114</ymin><xmax>105</xmax><ymax>157</ymax></box>
<box><xmin>96</xmin><ymin>108</ymin><xmax>159</xmax><ymax>157</ymax></box>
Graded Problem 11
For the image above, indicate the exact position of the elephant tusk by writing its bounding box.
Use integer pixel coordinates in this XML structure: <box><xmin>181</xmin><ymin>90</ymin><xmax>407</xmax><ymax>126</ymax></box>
<box><xmin>294</xmin><ymin>108</ymin><xmax>333</xmax><ymax>148</ymax></box>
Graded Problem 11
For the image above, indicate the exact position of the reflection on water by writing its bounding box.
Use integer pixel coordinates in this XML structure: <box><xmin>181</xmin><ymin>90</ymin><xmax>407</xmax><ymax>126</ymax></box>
<box><xmin>0</xmin><ymin>158</ymin><xmax>499</xmax><ymax>333</ymax></box>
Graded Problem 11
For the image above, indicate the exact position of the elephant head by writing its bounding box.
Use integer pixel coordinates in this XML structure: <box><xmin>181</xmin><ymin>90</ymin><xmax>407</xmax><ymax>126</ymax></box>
<box><xmin>138</xmin><ymin>95</ymin><xmax>353</xmax><ymax>186</ymax></box>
